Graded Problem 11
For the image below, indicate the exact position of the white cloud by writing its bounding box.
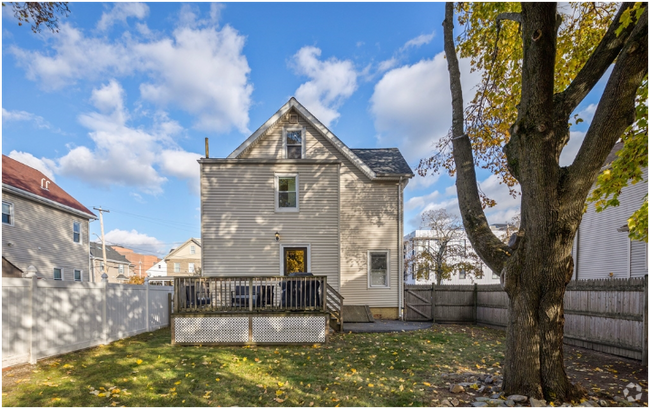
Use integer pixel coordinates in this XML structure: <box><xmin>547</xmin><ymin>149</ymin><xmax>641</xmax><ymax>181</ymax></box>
<box><xmin>292</xmin><ymin>46</ymin><xmax>357</xmax><ymax>127</ymax></box>
<box><xmin>405</xmin><ymin>172</ymin><xmax>441</xmax><ymax>192</ymax></box>
<box><xmin>159</xmin><ymin>150</ymin><xmax>202</xmax><ymax>195</ymax></box>
<box><xmin>405</xmin><ymin>190</ymin><xmax>440</xmax><ymax>212</ymax></box>
<box><xmin>559</xmin><ymin>130</ymin><xmax>586</xmax><ymax>167</ymax></box>
<box><xmin>377</xmin><ymin>57</ymin><xmax>398</xmax><ymax>73</ymax></box>
<box><xmin>136</xmin><ymin>24</ymin><xmax>252</xmax><ymax>133</ymax></box>
<box><xmin>478</xmin><ymin>174</ymin><xmax>521</xmax><ymax>224</ymax></box>
<box><xmin>576</xmin><ymin>103</ymin><xmax>597</xmax><ymax>124</ymax></box>
<box><xmin>51</xmin><ymin>80</ymin><xmax>200</xmax><ymax>195</ymax></box>
<box><xmin>370</xmin><ymin>52</ymin><xmax>482</xmax><ymax>165</ymax></box>
<box><xmin>3</xmin><ymin>108</ymin><xmax>56</xmax><ymax>131</ymax></box>
<box><xmin>400</xmin><ymin>31</ymin><xmax>435</xmax><ymax>51</ymax></box>
<box><xmin>7</xmin><ymin>150</ymin><xmax>57</xmax><ymax>180</ymax></box>
<box><xmin>97</xmin><ymin>3</ymin><xmax>149</xmax><ymax>31</ymax></box>
<box><xmin>103</xmin><ymin>229</ymin><xmax>166</xmax><ymax>256</ymax></box>
<box><xmin>11</xmin><ymin>10</ymin><xmax>253</xmax><ymax>134</ymax></box>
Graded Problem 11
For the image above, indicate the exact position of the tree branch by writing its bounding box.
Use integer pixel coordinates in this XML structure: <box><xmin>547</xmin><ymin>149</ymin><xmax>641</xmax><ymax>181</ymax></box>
<box><xmin>443</xmin><ymin>2</ymin><xmax>511</xmax><ymax>274</ymax></box>
<box><xmin>555</xmin><ymin>3</ymin><xmax>638</xmax><ymax>119</ymax></box>
<box><xmin>561</xmin><ymin>8</ymin><xmax>648</xmax><ymax>203</ymax></box>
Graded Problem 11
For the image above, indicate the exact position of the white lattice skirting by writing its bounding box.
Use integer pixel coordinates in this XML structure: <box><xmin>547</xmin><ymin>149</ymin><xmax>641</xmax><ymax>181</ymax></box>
<box><xmin>173</xmin><ymin>315</ymin><xmax>327</xmax><ymax>344</ymax></box>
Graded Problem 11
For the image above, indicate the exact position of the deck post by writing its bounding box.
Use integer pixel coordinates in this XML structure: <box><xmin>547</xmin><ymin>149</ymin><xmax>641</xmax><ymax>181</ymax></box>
<box><xmin>249</xmin><ymin>278</ymin><xmax>253</xmax><ymax>312</ymax></box>
<box><xmin>322</xmin><ymin>276</ymin><xmax>327</xmax><ymax>313</ymax></box>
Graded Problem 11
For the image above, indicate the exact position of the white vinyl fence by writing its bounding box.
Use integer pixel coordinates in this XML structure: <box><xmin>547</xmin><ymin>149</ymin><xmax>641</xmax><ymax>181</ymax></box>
<box><xmin>2</xmin><ymin>277</ymin><xmax>173</xmax><ymax>368</ymax></box>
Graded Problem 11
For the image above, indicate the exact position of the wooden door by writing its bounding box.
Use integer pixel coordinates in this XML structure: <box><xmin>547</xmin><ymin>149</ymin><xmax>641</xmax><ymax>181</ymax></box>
<box><xmin>404</xmin><ymin>284</ymin><xmax>433</xmax><ymax>321</ymax></box>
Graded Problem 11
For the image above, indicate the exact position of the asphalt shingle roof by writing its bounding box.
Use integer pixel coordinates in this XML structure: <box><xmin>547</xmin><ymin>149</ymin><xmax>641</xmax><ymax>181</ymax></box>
<box><xmin>350</xmin><ymin>148</ymin><xmax>414</xmax><ymax>177</ymax></box>
<box><xmin>90</xmin><ymin>242</ymin><xmax>131</xmax><ymax>264</ymax></box>
<box><xmin>2</xmin><ymin>155</ymin><xmax>95</xmax><ymax>218</ymax></box>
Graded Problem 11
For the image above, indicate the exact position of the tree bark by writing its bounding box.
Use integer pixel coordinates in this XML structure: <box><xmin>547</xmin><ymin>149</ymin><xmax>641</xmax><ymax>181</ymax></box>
<box><xmin>442</xmin><ymin>1</ymin><xmax>648</xmax><ymax>402</ymax></box>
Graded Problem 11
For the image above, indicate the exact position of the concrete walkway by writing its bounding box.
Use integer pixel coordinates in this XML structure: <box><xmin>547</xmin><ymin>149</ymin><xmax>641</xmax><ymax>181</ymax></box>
<box><xmin>342</xmin><ymin>320</ymin><xmax>433</xmax><ymax>333</ymax></box>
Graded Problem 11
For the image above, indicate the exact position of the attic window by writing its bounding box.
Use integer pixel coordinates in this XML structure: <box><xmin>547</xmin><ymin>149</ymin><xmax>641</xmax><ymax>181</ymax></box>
<box><xmin>283</xmin><ymin>127</ymin><xmax>305</xmax><ymax>159</ymax></box>
<box><xmin>41</xmin><ymin>178</ymin><xmax>51</xmax><ymax>190</ymax></box>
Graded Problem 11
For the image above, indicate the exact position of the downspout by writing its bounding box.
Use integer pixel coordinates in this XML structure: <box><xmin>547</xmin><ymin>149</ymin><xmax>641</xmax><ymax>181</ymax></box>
<box><xmin>398</xmin><ymin>177</ymin><xmax>404</xmax><ymax>320</ymax></box>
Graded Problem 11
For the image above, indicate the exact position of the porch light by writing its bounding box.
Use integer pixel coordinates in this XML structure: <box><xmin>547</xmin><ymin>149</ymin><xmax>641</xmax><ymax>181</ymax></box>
<box><xmin>275</xmin><ymin>232</ymin><xmax>280</xmax><ymax>242</ymax></box>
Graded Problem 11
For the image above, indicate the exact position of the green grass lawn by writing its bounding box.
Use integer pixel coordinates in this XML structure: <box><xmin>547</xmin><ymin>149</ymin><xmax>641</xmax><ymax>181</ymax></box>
<box><xmin>2</xmin><ymin>325</ymin><xmax>505</xmax><ymax>407</ymax></box>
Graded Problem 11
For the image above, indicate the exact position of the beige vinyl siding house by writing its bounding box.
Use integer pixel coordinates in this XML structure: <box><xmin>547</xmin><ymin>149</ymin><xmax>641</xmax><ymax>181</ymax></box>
<box><xmin>2</xmin><ymin>155</ymin><xmax>96</xmax><ymax>281</ymax></box>
<box><xmin>571</xmin><ymin>145</ymin><xmax>648</xmax><ymax>280</ymax></box>
<box><xmin>164</xmin><ymin>238</ymin><xmax>202</xmax><ymax>276</ymax></box>
<box><xmin>200</xmin><ymin>98</ymin><xmax>413</xmax><ymax>318</ymax></box>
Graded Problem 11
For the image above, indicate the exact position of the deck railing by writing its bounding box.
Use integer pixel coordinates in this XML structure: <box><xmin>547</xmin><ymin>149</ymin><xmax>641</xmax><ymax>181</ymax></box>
<box><xmin>174</xmin><ymin>276</ymin><xmax>328</xmax><ymax>313</ymax></box>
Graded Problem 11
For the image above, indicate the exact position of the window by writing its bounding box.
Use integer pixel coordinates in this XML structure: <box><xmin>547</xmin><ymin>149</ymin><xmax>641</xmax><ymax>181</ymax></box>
<box><xmin>100</xmin><ymin>261</ymin><xmax>105</xmax><ymax>273</ymax></box>
<box><xmin>459</xmin><ymin>269</ymin><xmax>467</xmax><ymax>280</ymax></box>
<box><xmin>283</xmin><ymin>127</ymin><xmax>304</xmax><ymax>159</ymax></box>
<box><xmin>54</xmin><ymin>268</ymin><xmax>62</xmax><ymax>281</ymax></box>
<box><xmin>73</xmin><ymin>221</ymin><xmax>81</xmax><ymax>243</ymax></box>
<box><xmin>118</xmin><ymin>265</ymin><xmax>124</xmax><ymax>275</ymax></box>
<box><xmin>174</xmin><ymin>263</ymin><xmax>180</xmax><ymax>273</ymax></box>
<box><xmin>368</xmin><ymin>251</ymin><xmax>389</xmax><ymax>288</ymax></box>
<box><xmin>190</xmin><ymin>245</ymin><xmax>196</xmax><ymax>255</ymax></box>
<box><xmin>275</xmin><ymin>174</ymin><xmax>299</xmax><ymax>212</ymax></box>
<box><xmin>74</xmin><ymin>269</ymin><xmax>82</xmax><ymax>282</ymax></box>
<box><xmin>188</xmin><ymin>263</ymin><xmax>195</xmax><ymax>273</ymax></box>
<box><xmin>2</xmin><ymin>201</ymin><xmax>13</xmax><ymax>225</ymax></box>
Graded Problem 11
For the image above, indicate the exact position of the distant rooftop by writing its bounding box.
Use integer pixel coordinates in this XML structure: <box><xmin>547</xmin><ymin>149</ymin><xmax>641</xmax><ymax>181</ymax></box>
<box><xmin>351</xmin><ymin>148</ymin><xmax>414</xmax><ymax>177</ymax></box>
<box><xmin>90</xmin><ymin>242</ymin><xmax>131</xmax><ymax>264</ymax></box>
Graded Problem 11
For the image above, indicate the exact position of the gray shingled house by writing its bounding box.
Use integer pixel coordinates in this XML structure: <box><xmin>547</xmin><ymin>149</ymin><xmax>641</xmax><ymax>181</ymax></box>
<box><xmin>199</xmin><ymin>98</ymin><xmax>414</xmax><ymax>319</ymax></box>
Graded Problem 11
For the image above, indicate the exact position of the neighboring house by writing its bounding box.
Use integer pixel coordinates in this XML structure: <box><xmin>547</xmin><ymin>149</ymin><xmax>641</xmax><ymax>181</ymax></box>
<box><xmin>89</xmin><ymin>242</ymin><xmax>133</xmax><ymax>283</ymax></box>
<box><xmin>164</xmin><ymin>238</ymin><xmax>201</xmax><ymax>277</ymax></box>
<box><xmin>404</xmin><ymin>225</ymin><xmax>508</xmax><ymax>286</ymax></box>
<box><xmin>2</xmin><ymin>256</ymin><xmax>23</xmax><ymax>278</ymax></box>
<box><xmin>571</xmin><ymin>143</ymin><xmax>648</xmax><ymax>280</ymax></box>
<box><xmin>199</xmin><ymin>98</ymin><xmax>414</xmax><ymax>319</ymax></box>
<box><xmin>147</xmin><ymin>259</ymin><xmax>172</xmax><ymax>285</ymax></box>
<box><xmin>147</xmin><ymin>259</ymin><xmax>168</xmax><ymax>277</ymax></box>
<box><xmin>111</xmin><ymin>246</ymin><xmax>160</xmax><ymax>279</ymax></box>
<box><xmin>2</xmin><ymin>155</ymin><xmax>96</xmax><ymax>280</ymax></box>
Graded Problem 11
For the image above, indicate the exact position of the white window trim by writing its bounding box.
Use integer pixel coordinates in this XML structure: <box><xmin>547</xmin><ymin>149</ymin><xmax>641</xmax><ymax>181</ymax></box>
<box><xmin>73</xmin><ymin>221</ymin><xmax>82</xmax><ymax>244</ymax></box>
<box><xmin>174</xmin><ymin>262</ymin><xmax>181</xmax><ymax>273</ymax></box>
<box><xmin>282</xmin><ymin>126</ymin><xmax>306</xmax><ymax>159</ymax></box>
<box><xmin>275</xmin><ymin>173</ymin><xmax>300</xmax><ymax>212</ymax></box>
<box><xmin>279</xmin><ymin>243</ymin><xmax>311</xmax><ymax>276</ymax></box>
<box><xmin>368</xmin><ymin>250</ymin><xmax>390</xmax><ymax>289</ymax></box>
<box><xmin>2</xmin><ymin>201</ymin><xmax>14</xmax><ymax>226</ymax></box>
<box><xmin>188</xmin><ymin>263</ymin><xmax>195</xmax><ymax>273</ymax></box>
<box><xmin>190</xmin><ymin>245</ymin><xmax>196</xmax><ymax>255</ymax></box>
<box><xmin>74</xmin><ymin>269</ymin><xmax>82</xmax><ymax>282</ymax></box>
<box><xmin>54</xmin><ymin>267</ymin><xmax>63</xmax><ymax>281</ymax></box>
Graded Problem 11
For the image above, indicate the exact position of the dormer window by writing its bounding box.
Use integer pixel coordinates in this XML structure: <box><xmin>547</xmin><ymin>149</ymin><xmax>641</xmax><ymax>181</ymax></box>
<box><xmin>283</xmin><ymin>127</ymin><xmax>305</xmax><ymax>159</ymax></box>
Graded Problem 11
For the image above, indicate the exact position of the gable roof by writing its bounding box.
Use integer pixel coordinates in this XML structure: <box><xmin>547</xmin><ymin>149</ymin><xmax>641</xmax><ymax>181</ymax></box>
<box><xmin>227</xmin><ymin>98</ymin><xmax>413</xmax><ymax>180</ymax></box>
<box><xmin>90</xmin><ymin>242</ymin><xmax>132</xmax><ymax>264</ymax></box>
<box><xmin>2</xmin><ymin>155</ymin><xmax>96</xmax><ymax>219</ymax></box>
<box><xmin>351</xmin><ymin>148</ymin><xmax>413</xmax><ymax>177</ymax></box>
<box><xmin>165</xmin><ymin>238</ymin><xmax>201</xmax><ymax>260</ymax></box>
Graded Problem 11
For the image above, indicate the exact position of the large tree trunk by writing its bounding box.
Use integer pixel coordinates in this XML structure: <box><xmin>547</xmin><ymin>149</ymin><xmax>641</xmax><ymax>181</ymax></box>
<box><xmin>501</xmin><ymin>202</ymin><xmax>579</xmax><ymax>400</ymax></box>
<box><xmin>442</xmin><ymin>1</ymin><xmax>647</xmax><ymax>403</ymax></box>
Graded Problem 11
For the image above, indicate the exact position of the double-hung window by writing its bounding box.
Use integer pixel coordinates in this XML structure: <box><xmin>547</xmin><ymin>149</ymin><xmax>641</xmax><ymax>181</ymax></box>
<box><xmin>275</xmin><ymin>174</ymin><xmax>299</xmax><ymax>212</ymax></box>
<box><xmin>188</xmin><ymin>263</ymin><xmax>195</xmax><ymax>273</ymax></box>
<box><xmin>190</xmin><ymin>245</ymin><xmax>196</xmax><ymax>255</ymax></box>
<box><xmin>73</xmin><ymin>221</ymin><xmax>81</xmax><ymax>243</ymax></box>
<box><xmin>74</xmin><ymin>269</ymin><xmax>82</xmax><ymax>281</ymax></box>
<box><xmin>174</xmin><ymin>263</ymin><xmax>181</xmax><ymax>273</ymax></box>
<box><xmin>54</xmin><ymin>268</ymin><xmax>62</xmax><ymax>281</ymax></box>
<box><xmin>2</xmin><ymin>201</ymin><xmax>13</xmax><ymax>225</ymax></box>
<box><xmin>368</xmin><ymin>251</ymin><xmax>389</xmax><ymax>288</ymax></box>
<box><xmin>459</xmin><ymin>269</ymin><xmax>467</xmax><ymax>280</ymax></box>
<box><xmin>283</xmin><ymin>127</ymin><xmax>305</xmax><ymax>159</ymax></box>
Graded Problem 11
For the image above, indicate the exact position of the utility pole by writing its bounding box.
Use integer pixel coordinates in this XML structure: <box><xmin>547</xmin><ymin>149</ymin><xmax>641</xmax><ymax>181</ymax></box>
<box><xmin>93</xmin><ymin>207</ymin><xmax>110</xmax><ymax>276</ymax></box>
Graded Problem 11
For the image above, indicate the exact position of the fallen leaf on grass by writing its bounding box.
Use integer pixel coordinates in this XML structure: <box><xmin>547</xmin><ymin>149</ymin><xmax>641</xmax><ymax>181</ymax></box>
<box><xmin>274</xmin><ymin>398</ymin><xmax>285</xmax><ymax>403</ymax></box>
<box><xmin>136</xmin><ymin>359</ymin><xmax>143</xmax><ymax>365</ymax></box>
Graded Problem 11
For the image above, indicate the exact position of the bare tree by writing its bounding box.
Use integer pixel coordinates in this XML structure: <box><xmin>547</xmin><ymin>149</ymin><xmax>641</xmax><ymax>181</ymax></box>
<box><xmin>405</xmin><ymin>209</ymin><xmax>483</xmax><ymax>285</ymax></box>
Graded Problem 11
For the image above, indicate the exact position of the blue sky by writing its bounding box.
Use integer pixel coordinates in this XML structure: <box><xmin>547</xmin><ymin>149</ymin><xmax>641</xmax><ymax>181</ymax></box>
<box><xmin>2</xmin><ymin>2</ymin><xmax>599</xmax><ymax>256</ymax></box>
